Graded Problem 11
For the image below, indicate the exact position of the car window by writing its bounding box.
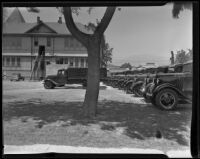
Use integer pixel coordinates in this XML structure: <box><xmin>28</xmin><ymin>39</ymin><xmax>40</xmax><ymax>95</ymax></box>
<box><xmin>183</xmin><ymin>63</ymin><xmax>193</xmax><ymax>73</ymax></box>
<box><xmin>58</xmin><ymin>70</ymin><xmax>65</xmax><ymax>75</ymax></box>
<box><xmin>174</xmin><ymin>65</ymin><xmax>183</xmax><ymax>73</ymax></box>
<box><xmin>168</xmin><ymin>67</ymin><xmax>174</xmax><ymax>73</ymax></box>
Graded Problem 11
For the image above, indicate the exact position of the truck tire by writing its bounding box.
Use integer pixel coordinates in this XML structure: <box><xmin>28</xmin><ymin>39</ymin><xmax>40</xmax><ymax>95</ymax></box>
<box><xmin>155</xmin><ymin>88</ymin><xmax>178</xmax><ymax>110</ymax></box>
<box><xmin>44</xmin><ymin>81</ymin><xmax>55</xmax><ymax>89</ymax></box>
<box><xmin>82</xmin><ymin>81</ymin><xmax>87</xmax><ymax>87</ymax></box>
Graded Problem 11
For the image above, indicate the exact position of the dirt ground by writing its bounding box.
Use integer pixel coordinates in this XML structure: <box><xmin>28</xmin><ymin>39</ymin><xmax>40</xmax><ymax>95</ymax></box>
<box><xmin>3</xmin><ymin>80</ymin><xmax>192</xmax><ymax>153</ymax></box>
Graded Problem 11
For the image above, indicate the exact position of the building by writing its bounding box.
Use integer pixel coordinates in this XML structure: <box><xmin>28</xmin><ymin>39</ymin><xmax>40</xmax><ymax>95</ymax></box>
<box><xmin>2</xmin><ymin>8</ymin><xmax>95</xmax><ymax>79</ymax></box>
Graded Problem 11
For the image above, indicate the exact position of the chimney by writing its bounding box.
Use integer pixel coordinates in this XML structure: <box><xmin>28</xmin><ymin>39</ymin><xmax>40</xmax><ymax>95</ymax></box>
<box><xmin>58</xmin><ymin>17</ymin><xmax>62</xmax><ymax>24</ymax></box>
<box><xmin>37</xmin><ymin>16</ymin><xmax>41</xmax><ymax>23</ymax></box>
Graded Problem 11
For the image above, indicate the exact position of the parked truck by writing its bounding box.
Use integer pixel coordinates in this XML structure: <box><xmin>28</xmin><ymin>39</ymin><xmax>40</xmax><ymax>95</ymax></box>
<box><xmin>43</xmin><ymin>67</ymin><xmax>107</xmax><ymax>89</ymax></box>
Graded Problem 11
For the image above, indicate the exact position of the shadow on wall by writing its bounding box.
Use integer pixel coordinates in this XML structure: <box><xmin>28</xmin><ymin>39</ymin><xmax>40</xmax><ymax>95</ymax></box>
<box><xmin>3</xmin><ymin>99</ymin><xmax>191</xmax><ymax>146</ymax></box>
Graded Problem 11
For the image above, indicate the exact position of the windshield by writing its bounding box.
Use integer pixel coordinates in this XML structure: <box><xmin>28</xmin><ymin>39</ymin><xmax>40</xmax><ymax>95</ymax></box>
<box><xmin>58</xmin><ymin>70</ymin><xmax>65</xmax><ymax>76</ymax></box>
<box><xmin>183</xmin><ymin>63</ymin><xmax>193</xmax><ymax>73</ymax></box>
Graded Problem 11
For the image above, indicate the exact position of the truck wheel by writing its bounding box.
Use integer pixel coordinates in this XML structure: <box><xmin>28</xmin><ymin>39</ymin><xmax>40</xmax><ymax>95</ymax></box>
<box><xmin>150</xmin><ymin>97</ymin><xmax>156</xmax><ymax>105</ymax></box>
<box><xmin>82</xmin><ymin>81</ymin><xmax>87</xmax><ymax>87</ymax></box>
<box><xmin>44</xmin><ymin>81</ymin><xmax>54</xmax><ymax>89</ymax></box>
<box><xmin>155</xmin><ymin>89</ymin><xmax>178</xmax><ymax>110</ymax></box>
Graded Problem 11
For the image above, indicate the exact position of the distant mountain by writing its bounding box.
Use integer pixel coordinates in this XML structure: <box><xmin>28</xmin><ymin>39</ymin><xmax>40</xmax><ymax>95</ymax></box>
<box><xmin>112</xmin><ymin>54</ymin><xmax>170</xmax><ymax>67</ymax></box>
<box><xmin>107</xmin><ymin>63</ymin><xmax>121</xmax><ymax>69</ymax></box>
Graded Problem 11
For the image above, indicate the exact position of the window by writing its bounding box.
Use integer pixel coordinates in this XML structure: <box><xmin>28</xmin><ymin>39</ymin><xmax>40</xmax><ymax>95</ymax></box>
<box><xmin>2</xmin><ymin>57</ymin><xmax>5</xmax><ymax>66</ymax></box>
<box><xmin>64</xmin><ymin>58</ymin><xmax>68</xmax><ymax>64</ymax></box>
<box><xmin>16</xmin><ymin>37</ymin><xmax>22</xmax><ymax>48</ymax></box>
<box><xmin>56</xmin><ymin>57</ymin><xmax>64</xmax><ymax>64</ymax></box>
<box><xmin>78</xmin><ymin>41</ymin><xmax>83</xmax><ymax>48</ymax></box>
<box><xmin>58</xmin><ymin>70</ymin><xmax>64</xmax><ymax>75</ymax></box>
<box><xmin>74</xmin><ymin>39</ymin><xmax>80</xmax><ymax>48</ymax></box>
<box><xmin>86</xmin><ymin>59</ymin><xmax>88</xmax><ymax>67</ymax></box>
<box><xmin>6</xmin><ymin>57</ymin><xmax>10</xmax><ymax>66</ymax></box>
<box><xmin>11</xmin><ymin>41</ymin><xmax>15</xmax><ymax>48</ymax></box>
<box><xmin>60</xmin><ymin>58</ymin><xmax>64</xmax><ymax>64</ymax></box>
<box><xmin>11</xmin><ymin>57</ymin><xmax>15</xmax><ymax>66</ymax></box>
<box><xmin>75</xmin><ymin>58</ymin><xmax>79</xmax><ymax>67</ymax></box>
<box><xmin>34</xmin><ymin>37</ymin><xmax>38</xmax><ymax>46</ymax></box>
<box><xmin>81</xmin><ymin>58</ymin><xmax>84</xmax><ymax>67</ymax></box>
<box><xmin>47</xmin><ymin>37</ymin><xmax>51</xmax><ymax>47</ymax></box>
<box><xmin>17</xmin><ymin>57</ymin><xmax>20</xmax><ymax>67</ymax></box>
<box><xmin>69</xmin><ymin>58</ymin><xmax>74</xmax><ymax>67</ymax></box>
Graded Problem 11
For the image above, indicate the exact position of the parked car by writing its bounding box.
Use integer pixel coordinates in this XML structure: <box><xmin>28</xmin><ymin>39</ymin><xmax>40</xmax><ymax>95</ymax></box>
<box><xmin>10</xmin><ymin>73</ymin><xmax>25</xmax><ymax>81</ymax></box>
<box><xmin>127</xmin><ymin>67</ymin><xmax>157</xmax><ymax>96</ymax></box>
<box><xmin>145</xmin><ymin>61</ymin><xmax>192</xmax><ymax>110</ymax></box>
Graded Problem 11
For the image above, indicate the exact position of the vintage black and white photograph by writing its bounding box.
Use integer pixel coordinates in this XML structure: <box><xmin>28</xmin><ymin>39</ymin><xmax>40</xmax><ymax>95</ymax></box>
<box><xmin>2</xmin><ymin>2</ymin><xmax>194</xmax><ymax>157</ymax></box>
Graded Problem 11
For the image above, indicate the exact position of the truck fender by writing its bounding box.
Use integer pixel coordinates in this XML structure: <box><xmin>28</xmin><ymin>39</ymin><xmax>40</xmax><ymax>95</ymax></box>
<box><xmin>131</xmin><ymin>81</ymin><xmax>144</xmax><ymax>90</ymax></box>
<box><xmin>44</xmin><ymin>79</ymin><xmax>58</xmax><ymax>86</ymax></box>
<box><xmin>154</xmin><ymin>83</ymin><xmax>188</xmax><ymax>99</ymax></box>
<box><xmin>125</xmin><ymin>80</ymin><xmax>134</xmax><ymax>87</ymax></box>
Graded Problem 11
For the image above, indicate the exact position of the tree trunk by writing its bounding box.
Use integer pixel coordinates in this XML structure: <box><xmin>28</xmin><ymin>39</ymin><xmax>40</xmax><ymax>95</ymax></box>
<box><xmin>62</xmin><ymin>7</ymin><xmax>116</xmax><ymax>118</ymax></box>
<box><xmin>83</xmin><ymin>38</ymin><xmax>100</xmax><ymax>118</ymax></box>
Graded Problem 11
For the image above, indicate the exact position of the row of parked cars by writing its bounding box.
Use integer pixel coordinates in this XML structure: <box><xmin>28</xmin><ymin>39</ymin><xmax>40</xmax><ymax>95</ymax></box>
<box><xmin>2</xmin><ymin>73</ymin><xmax>25</xmax><ymax>81</ymax></box>
<box><xmin>103</xmin><ymin>61</ymin><xmax>193</xmax><ymax>110</ymax></box>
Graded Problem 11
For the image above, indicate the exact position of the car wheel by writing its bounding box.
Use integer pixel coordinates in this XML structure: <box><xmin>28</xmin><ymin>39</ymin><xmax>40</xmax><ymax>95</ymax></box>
<box><xmin>44</xmin><ymin>81</ymin><xmax>54</xmax><ymax>89</ymax></box>
<box><xmin>133</xmin><ymin>85</ymin><xmax>143</xmax><ymax>97</ymax></box>
<box><xmin>155</xmin><ymin>89</ymin><xmax>178</xmax><ymax>110</ymax></box>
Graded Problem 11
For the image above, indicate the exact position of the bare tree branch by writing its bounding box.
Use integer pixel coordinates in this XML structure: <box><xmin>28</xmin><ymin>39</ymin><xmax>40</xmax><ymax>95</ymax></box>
<box><xmin>95</xmin><ymin>7</ymin><xmax>116</xmax><ymax>36</ymax></box>
<box><xmin>63</xmin><ymin>7</ymin><xmax>90</xmax><ymax>47</ymax></box>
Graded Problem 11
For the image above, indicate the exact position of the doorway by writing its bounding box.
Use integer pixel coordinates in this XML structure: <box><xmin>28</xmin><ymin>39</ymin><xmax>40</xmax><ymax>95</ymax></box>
<box><xmin>39</xmin><ymin>45</ymin><xmax>45</xmax><ymax>56</ymax></box>
<box><xmin>38</xmin><ymin>45</ymin><xmax>46</xmax><ymax>80</ymax></box>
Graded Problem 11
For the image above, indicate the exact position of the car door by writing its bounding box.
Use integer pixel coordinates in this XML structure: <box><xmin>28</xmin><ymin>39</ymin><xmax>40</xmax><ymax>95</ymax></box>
<box><xmin>57</xmin><ymin>70</ymin><xmax>66</xmax><ymax>85</ymax></box>
<box><xmin>182</xmin><ymin>63</ymin><xmax>193</xmax><ymax>99</ymax></box>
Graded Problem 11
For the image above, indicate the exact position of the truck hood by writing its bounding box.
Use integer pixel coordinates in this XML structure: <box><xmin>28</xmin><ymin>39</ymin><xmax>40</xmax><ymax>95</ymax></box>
<box><xmin>45</xmin><ymin>75</ymin><xmax>57</xmax><ymax>80</ymax></box>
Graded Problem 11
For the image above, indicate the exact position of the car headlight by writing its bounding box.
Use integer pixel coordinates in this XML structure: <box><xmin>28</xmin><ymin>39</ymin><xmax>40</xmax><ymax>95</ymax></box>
<box><xmin>141</xmin><ymin>87</ymin><xmax>145</xmax><ymax>92</ymax></box>
<box><xmin>149</xmin><ymin>84</ymin><xmax>155</xmax><ymax>93</ymax></box>
<box><xmin>156</xmin><ymin>78</ymin><xmax>160</xmax><ymax>84</ymax></box>
<box><xmin>153</xmin><ymin>78</ymin><xmax>160</xmax><ymax>85</ymax></box>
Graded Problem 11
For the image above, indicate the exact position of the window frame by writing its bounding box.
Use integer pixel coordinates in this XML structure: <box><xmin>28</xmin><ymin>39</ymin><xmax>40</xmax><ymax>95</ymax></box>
<box><xmin>34</xmin><ymin>37</ymin><xmax>38</xmax><ymax>46</ymax></box>
<box><xmin>47</xmin><ymin>37</ymin><xmax>51</xmax><ymax>47</ymax></box>
<box><xmin>17</xmin><ymin>57</ymin><xmax>21</xmax><ymax>67</ymax></box>
<box><xmin>11</xmin><ymin>57</ymin><xmax>15</xmax><ymax>66</ymax></box>
<box><xmin>6</xmin><ymin>57</ymin><xmax>10</xmax><ymax>66</ymax></box>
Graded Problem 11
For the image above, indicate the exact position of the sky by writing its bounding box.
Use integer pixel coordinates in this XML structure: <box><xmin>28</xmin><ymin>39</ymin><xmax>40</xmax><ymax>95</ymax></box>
<box><xmin>4</xmin><ymin>4</ymin><xmax>192</xmax><ymax>66</ymax></box>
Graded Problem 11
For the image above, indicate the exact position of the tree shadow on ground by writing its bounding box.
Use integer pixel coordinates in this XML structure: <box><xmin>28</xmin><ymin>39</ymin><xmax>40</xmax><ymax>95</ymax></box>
<box><xmin>3</xmin><ymin>99</ymin><xmax>192</xmax><ymax>146</ymax></box>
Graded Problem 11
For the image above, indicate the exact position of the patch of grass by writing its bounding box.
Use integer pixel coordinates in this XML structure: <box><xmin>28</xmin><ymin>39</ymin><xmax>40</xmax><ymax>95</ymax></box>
<box><xmin>3</xmin><ymin>92</ymin><xmax>192</xmax><ymax>152</ymax></box>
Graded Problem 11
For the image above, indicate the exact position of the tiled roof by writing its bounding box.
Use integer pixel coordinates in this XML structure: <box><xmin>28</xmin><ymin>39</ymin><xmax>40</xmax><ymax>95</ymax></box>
<box><xmin>3</xmin><ymin>21</ymin><xmax>93</xmax><ymax>35</ymax></box>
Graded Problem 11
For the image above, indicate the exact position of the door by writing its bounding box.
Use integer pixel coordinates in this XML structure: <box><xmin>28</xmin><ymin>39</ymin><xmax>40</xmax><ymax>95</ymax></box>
<box><xmin>56</xmin><ymin>70</ymin><xmax>66</xmax><ymax>85</ymax></box>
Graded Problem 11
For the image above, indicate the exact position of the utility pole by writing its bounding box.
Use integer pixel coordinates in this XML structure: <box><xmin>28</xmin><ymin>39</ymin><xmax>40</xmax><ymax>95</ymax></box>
<box><xmin>170</xmin><ymin>51</ymin><xmax>175</xmax><ymax>65</ymax></box>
